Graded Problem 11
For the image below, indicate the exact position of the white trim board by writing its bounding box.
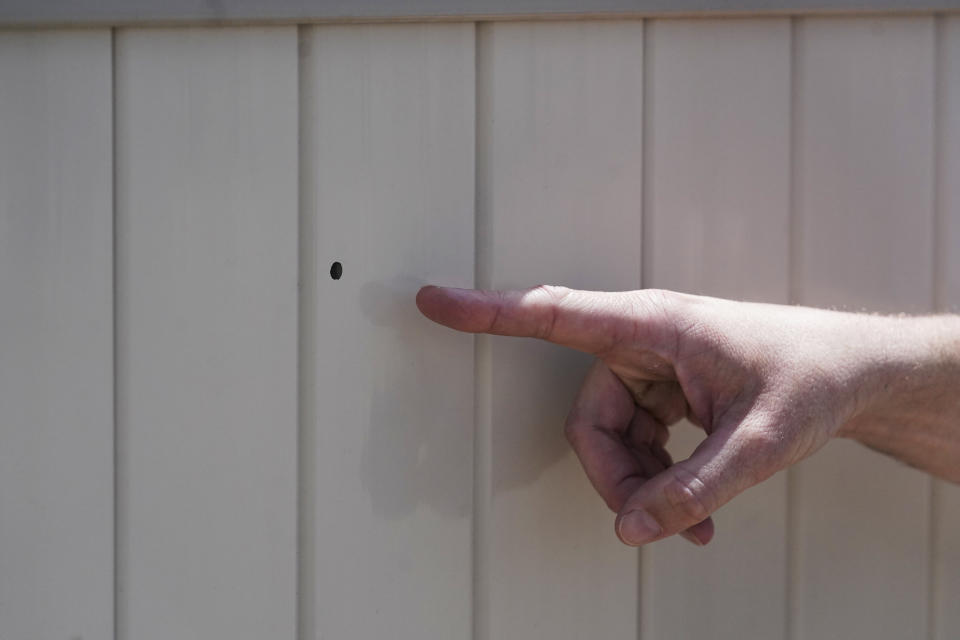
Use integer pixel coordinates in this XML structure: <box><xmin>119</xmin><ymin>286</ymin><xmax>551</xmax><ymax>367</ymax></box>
<box><xmin>2</xmin><ymin>0</ymin><xmax>959</xmax><ymax>27</ymax></box>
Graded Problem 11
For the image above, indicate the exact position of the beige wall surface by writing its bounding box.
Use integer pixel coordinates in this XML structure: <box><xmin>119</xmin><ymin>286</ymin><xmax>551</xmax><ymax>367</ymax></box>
<box><xmin>1</xmin><ymin>15</ymin><xmax>957</xmax><ymax>640</ymax></box>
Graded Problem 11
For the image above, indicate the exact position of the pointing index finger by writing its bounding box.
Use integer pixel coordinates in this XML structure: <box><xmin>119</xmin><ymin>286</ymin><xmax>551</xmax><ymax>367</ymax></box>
<box><xmin>416</xmin><ymin>284</ymin><xmax>646</xmax><ymax>356</ymax></box>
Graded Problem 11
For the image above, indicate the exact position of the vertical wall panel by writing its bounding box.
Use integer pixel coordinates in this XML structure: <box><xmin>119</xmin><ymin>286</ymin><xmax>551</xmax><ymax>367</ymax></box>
<box><xmin>934</xmin><ymin>15</ymin><xmax>960</xmax><ymax>640</ymax></box>
<box><xmin>115</xmin><ymin>27</ymin><xmax>298</xmax><ymax>640</ymax></box>
<box><xmin>940</xmin><ymin>18</ymin><xmax>960</xmax><ymax>309</ymax></box>
<box><xmin>0</xmin><ymin>30</ymin><xmax>113</xmax><ymax>640</ymax></box>
<box><xmin>299</xmin><ymin>24</ymin><xmax>475</xmax><ymax>640</ymax></box>
<box><xmin>793</xmin><ymin>16</ymin><xmax>935</xmax><ymax>640</ymax></box>
<box><xmin>477</xmin><ymin>21</ymin><xmax>643</xmax><ymax>640</ymax></box>
<box><xmin>641</xmin><ymin>18</ymin><xmax>791</xmax><ymax>640</ymax></box>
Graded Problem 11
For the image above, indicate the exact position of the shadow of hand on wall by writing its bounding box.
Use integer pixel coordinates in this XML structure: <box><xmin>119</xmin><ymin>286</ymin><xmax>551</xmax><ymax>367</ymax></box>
<box><xmin>357</xmin><ymin>278</ymin><xmax>583</xmax><ymax>521</ymax></box>
<box><xmin>358</xmin><ymin>278</ymin><xmax>472</xmax><ymax>520</ymax></box>
<box><xmin>488</xmin><ymin>339</ymin><xmax>588</xmax><ymax>496</ymax></box>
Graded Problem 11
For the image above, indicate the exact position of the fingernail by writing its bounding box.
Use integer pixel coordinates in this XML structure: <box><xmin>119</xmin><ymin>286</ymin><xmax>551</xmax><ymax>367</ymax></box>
<box><xmin>617</xmin><ymin>509</ymin><xmax>663</xmax><ymax>546</ymax></box>
<box><xmin>679</xmin><ymin>530</ymin><xmax>705</xmax><ymax>547</ymax></box>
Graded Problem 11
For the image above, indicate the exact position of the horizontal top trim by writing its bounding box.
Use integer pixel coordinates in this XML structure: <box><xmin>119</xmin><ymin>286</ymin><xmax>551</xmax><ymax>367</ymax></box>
<box><xmin>2</xmin><ymin>0</ymin><xmax>959</xmax><ymax>27</ymax></box>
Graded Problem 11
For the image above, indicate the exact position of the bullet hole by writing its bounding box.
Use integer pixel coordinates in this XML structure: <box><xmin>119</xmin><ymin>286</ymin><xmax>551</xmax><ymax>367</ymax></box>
<box><xmin>330</xmin><ymin>261</ymin><xmax>343</xmax><ymax>280</ymax></box>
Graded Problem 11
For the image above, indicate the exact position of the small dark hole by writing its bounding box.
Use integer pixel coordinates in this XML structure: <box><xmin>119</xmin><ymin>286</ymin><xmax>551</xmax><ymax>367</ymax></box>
<box><xmin>330</xmin><ymin>261</ymin><xmax>343</xmax><ymax>280</ymax></box>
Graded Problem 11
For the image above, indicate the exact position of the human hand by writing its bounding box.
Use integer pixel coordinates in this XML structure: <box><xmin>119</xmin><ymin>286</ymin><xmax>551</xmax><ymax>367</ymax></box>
<box><xmin>415</xmin><ymin>285</ymin><xmax>950</xmax><ymax>547</ymax></box>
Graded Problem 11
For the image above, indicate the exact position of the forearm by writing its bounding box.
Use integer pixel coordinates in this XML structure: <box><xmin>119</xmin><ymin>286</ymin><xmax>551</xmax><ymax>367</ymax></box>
<box><xmin>839</xmin><ymin>315</ymin><xmax>960</xmax><ymax>483</ymax></box>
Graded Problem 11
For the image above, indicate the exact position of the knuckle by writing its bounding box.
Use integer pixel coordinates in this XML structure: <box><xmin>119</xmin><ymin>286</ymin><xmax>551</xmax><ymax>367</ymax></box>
<box><xmin>627</xmin><ymin>288</ymin><xmax>689</xmax><ymax>359</ymax></box>
<box><xmin>738</xmin><ymin>424</ymin><xmax>788</xmax><ymax>483</ymax></box>
<box><xmin>529</xmin><ymin>285</ymin><xmax>570</xmax><ymax>340</ymax></box>
<box><xmin>741</xmin><ymin>426</ymin><xmax>782</xmax><ymax>458</ymax></box>
<box><xmin>635</xmin><ymin>288</ymin><xmax>683</xmax><ymax>321</ymax></box>
<box><xmin>662</xmin><ymin>467</ymin><xmax>715</xmax><ymax>524</ymax></box>
<box><xmin>531</xmin><ymin>284</ymin><xmax>570</xmax><ymax>301</ymax></box>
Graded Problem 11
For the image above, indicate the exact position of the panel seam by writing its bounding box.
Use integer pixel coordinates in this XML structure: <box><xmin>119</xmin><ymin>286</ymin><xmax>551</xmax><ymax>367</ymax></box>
<box><xmin>472</xmin><ymin>21</ymin><xmax>492</xmax><ymax>640</ymax></box>
<box><xmin>928</xmin><ymin>13</ymin><xmax>945</xmax><ymax>640</ymax></box>
<box><xmin>296</xmin><ymin>22</ymin><xmax>312</xmax><ymax>640</ymax></box>
<box><xmin>785</xmin><ymin>15</ymin><xmax>802</xmax><ymax>640</ymax></box>
<box><xmin>111</xmin><ymin>25</ymin><xmax>120</xmax><ymax>640</ymax></box>
<box><xmin>637</xmin><ymin>15</ymin><xmax>652</xmax><ymax>640</ymax></box>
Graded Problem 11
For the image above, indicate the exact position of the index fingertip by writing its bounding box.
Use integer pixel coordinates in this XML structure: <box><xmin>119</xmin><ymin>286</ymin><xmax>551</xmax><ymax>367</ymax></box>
<box><xmin>416</xmin><ymin>285</ymin><xmax>486</xmax><ymax>332</ymax></box>
<box><xmin>415</xmin><ymin>284</ymin><xmax>445</xmax><ymax>320</ymax></box>
<box><xmin>415</xmin><ymin>284</ymin><xmax>439</xmax><ymax>309</ymax></box>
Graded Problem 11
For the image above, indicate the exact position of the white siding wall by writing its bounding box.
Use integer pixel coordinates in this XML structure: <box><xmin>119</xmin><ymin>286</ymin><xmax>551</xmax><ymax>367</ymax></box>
<box><xmin>114</xmin><ymin>27</ymin><xmax>299</xmax><ymax>640</ymax></box>
<box><xmin>477</xmin><ymin>21</ymin><xmax>645</xmax><ymax>640</ymax></box>
<box><xmin>791</xmin><ymin>17</ymin><xmax>936</xmax><ymax>640</ymax></box>
<box><xmin>299</xmin><ymin>23</ymin><xmax>476</xmax><ymax>639</ymax></box>
<box><xmin>0</xmin><ymin>29</ymin><xmax>113</xmax><ymax>640</ymax></box>
<box><xmin>0</xmin><ymin>15</ymin><xmax>957</xmax><ymax>640</ymax></box>
<box><xmin>641</xmin><ymin>18</ymin><xmax>792</xmax><ymax>640</ymax></box>
<box><xmin>935</xmin><ymin>15</ymin><xmax>960</xmax><ymax>640</ymax></box>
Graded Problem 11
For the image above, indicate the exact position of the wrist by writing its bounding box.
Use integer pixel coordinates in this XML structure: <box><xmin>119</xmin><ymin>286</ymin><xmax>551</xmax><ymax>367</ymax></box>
<box><xmin>835</xmin><ymin>314</ymin><xmax>960</xmax><ymax>479</ymax></box>
<box><xmin>842</xmin><ymin>315</ymin><xmax>953</xmax><ymax>429</ymax></box>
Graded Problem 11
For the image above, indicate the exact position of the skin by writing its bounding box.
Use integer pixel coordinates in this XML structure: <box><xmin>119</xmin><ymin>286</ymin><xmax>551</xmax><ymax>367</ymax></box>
<box><xmin>415</xmin><ymin>284</ymin><xmax>960</xmax><ymax>547</ymax></box>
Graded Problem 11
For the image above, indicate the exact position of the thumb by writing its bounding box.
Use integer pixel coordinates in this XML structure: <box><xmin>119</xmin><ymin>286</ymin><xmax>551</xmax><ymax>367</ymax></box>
<box><xmin>614</xmin><ymin>425</ymin><xmax>777</xmax><ymax>546</ymax></box>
